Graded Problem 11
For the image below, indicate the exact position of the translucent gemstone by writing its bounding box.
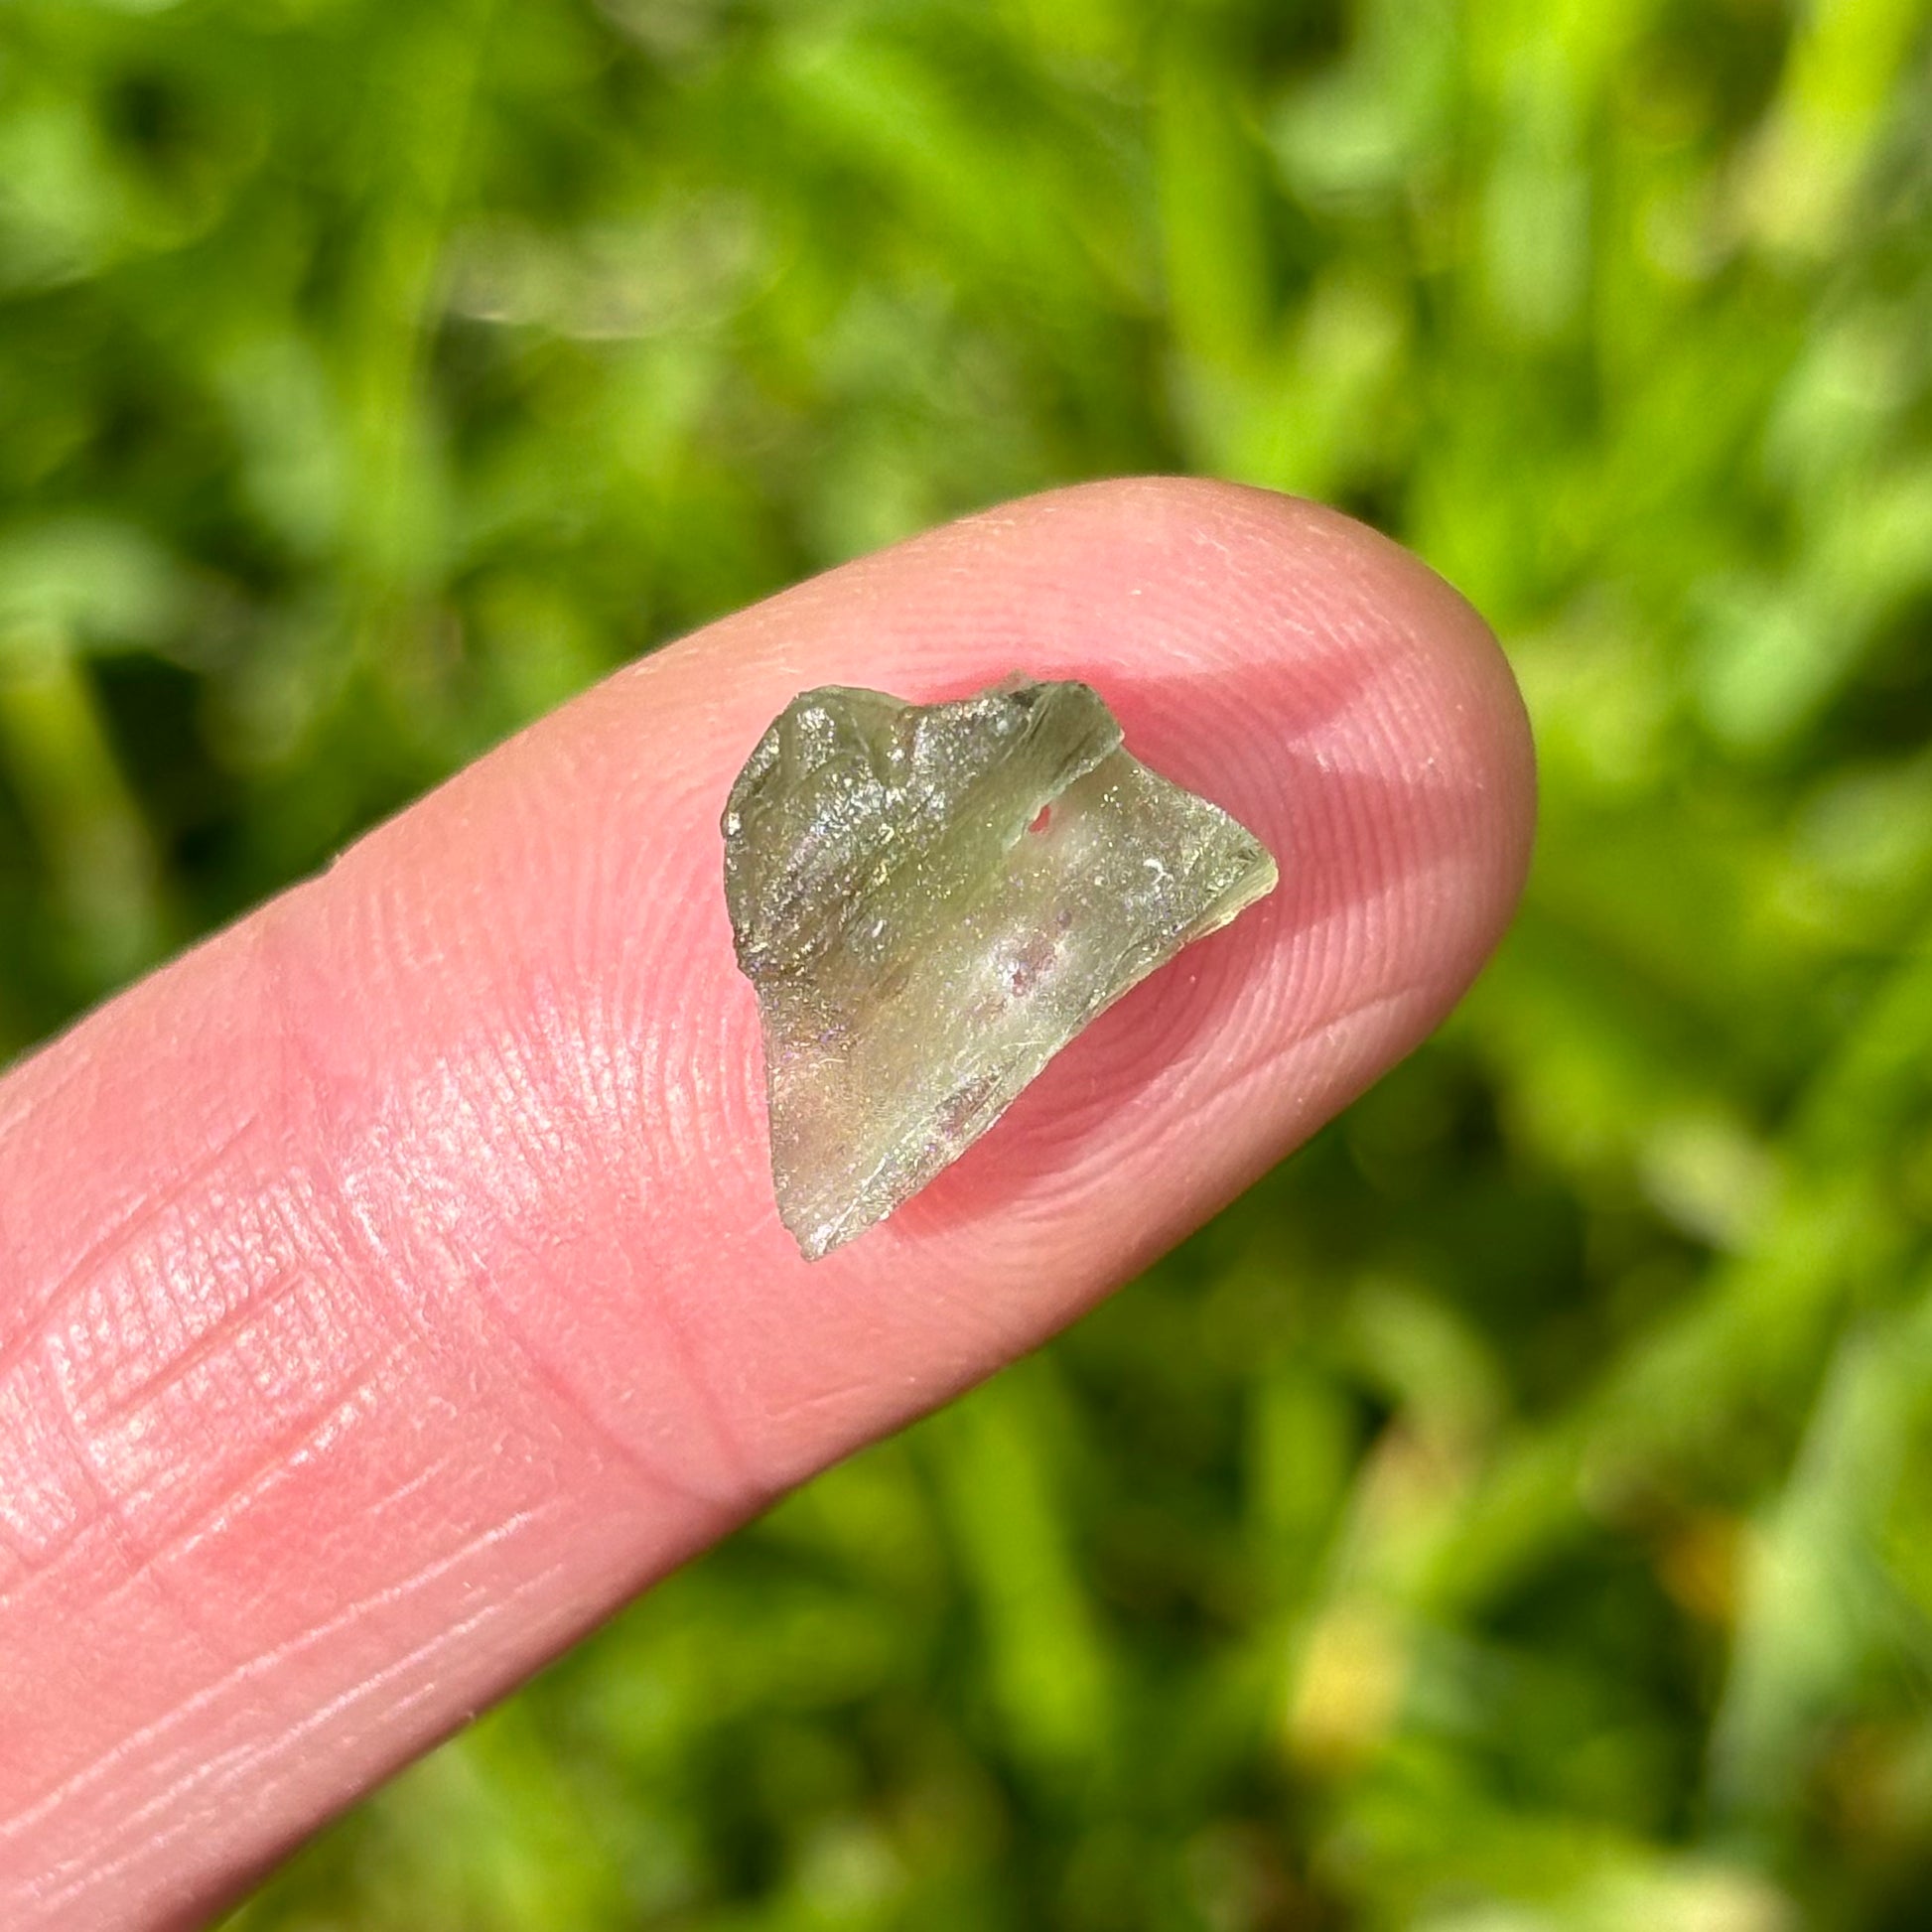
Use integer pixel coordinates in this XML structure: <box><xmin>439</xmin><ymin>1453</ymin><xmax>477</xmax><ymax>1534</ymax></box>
<box><xmin>722</xmin><ymin>675</ymin><xmax>1278</xmax><ymax>1259</ymax></box>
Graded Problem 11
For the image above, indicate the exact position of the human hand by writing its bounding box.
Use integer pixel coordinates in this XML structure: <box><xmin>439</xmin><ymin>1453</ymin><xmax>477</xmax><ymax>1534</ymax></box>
<box><xmin>0</xmin><ymin>480</ymin><xmax>1534</xmax><ymax>1929</ymax></box>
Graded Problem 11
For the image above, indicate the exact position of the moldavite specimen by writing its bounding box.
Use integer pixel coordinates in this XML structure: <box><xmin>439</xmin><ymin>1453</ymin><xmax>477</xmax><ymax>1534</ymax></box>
<box><xmin>722</xmin><ymin>675</ymin><xmax>1278</xmax><ymax>1259</ymax></box>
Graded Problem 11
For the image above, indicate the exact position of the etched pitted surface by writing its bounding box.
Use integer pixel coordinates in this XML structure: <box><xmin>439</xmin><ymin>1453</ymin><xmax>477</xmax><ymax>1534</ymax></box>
<box><xmin>723</xmin><ymin>675</ymin><xmax>1278</xmax><ymax>1259</ymax></box>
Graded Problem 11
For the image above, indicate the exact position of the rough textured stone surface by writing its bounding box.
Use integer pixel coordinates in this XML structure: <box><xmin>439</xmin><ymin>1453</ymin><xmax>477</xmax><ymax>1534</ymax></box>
<box><xmin>722</xmin><ymin>675</ymin><xmax>1278</xmax><ymax>1259</ymax></box>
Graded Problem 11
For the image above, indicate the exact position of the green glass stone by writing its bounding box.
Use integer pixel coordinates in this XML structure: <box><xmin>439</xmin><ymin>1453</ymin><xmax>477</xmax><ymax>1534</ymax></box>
<box><xmin>722</xmin><ymin>675</ymin><xmax>1278</xmax><ymax>1259</ymax></box>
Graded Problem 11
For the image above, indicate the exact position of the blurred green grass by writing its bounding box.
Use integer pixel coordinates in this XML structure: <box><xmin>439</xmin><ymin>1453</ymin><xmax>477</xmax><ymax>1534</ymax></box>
<box><xmin>3</xmin><ymin>0</ymin><xmax>1932</xmax><ymax>1925</ymax></box>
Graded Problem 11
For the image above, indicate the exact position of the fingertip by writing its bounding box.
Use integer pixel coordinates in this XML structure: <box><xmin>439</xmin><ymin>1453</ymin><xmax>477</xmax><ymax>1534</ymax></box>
<box><xmin>840</xmin><ymin>479</ymin><xmax>1535</xmax><ymax>1295</ymax></box>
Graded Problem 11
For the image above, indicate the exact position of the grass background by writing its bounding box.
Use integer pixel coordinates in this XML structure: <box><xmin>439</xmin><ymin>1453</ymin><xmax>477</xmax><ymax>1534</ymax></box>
<box><xmin>3</xmin><ymin>0</ymin><xmax>1932</xmax><ymax>1925</ymax></box>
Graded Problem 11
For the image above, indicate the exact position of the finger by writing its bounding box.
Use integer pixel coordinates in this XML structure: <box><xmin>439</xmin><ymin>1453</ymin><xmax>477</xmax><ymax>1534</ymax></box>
<box><xmin>0</xmin><ymin>479</ymin><xmax>1533</xmax><ymax>1929</ymax></box>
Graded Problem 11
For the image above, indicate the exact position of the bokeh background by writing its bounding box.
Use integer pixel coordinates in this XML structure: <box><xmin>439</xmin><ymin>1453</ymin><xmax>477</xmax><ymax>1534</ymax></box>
<box><xmin>3</xmin><ymin>0</ymin><xmax>1931</xmax><ymax>1925</ymax></box>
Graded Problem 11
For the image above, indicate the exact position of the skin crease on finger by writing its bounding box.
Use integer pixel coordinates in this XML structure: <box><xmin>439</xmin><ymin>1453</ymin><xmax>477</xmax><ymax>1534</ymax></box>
<box><xmin>0</xmin><ymin>478</ymin><xmax>1535</xmax><ymax>1928</ymax></box>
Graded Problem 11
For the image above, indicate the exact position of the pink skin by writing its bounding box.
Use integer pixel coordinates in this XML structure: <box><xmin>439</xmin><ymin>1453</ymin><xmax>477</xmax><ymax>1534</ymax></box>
<box><xmin>0</xmin><ymin>480</ymin><xmax>1535</xmax><ymax>1929</ymax></box>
